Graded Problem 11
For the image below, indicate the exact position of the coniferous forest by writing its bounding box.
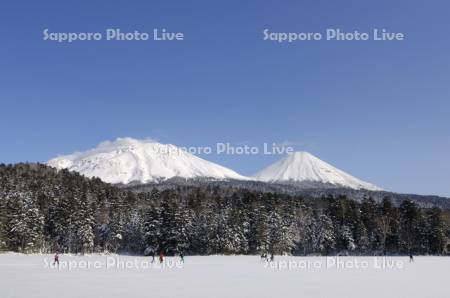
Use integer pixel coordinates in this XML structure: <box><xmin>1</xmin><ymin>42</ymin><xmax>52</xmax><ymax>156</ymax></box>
<box><xmin>0</xmin><ymin>163</ymin><xmax>449</xmax><ymax>255</ymax></box>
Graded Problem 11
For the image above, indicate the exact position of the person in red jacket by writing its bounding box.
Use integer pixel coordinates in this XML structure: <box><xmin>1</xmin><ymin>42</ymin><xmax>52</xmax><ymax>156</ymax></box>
<box><xmin>159</xmin><ymin>251</ymin><xmax>165</xmax><ymax>263</ymax></box>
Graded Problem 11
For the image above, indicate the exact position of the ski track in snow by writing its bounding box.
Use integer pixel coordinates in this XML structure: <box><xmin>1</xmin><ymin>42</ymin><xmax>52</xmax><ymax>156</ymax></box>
<box><xmin>1</xmin><ymin>254</ymin><xmax>448</xmax><ymax>298</ymax></box>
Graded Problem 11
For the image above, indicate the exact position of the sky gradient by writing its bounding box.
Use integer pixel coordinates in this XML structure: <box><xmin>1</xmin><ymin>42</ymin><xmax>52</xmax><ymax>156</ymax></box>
<box><xmin>0</xmin><ymin>0</ymin><xmax>449</xmax><ymax>196</ymax></box>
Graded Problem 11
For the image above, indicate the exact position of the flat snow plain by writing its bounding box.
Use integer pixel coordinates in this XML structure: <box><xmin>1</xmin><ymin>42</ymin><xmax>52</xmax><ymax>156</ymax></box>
<box><xmin>0</xmin><ymin>254</ymin><xmax>448</xmax><ymax>298</ymax></box>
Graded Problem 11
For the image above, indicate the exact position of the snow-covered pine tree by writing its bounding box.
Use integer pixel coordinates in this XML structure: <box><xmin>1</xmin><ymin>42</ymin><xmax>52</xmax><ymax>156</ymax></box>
<box><xmin>266</xmin><ymin>208</ymin><xmax>296</xmax><ymax>254</ymax></box>
<box><xmin>423</xmin><ymin>207</ymin><xmax>446</xmax><ymax>254</ymax></box>
<box><xmin>5</xmin><ymin>192</ymin><xmax>44</xmax><ymax>252</ymax></box>
<box><xmin>310</xmin><ymin>213</ymin><xmax>335</xmax><ymax>255</ymax></box>
<box><xmin>142</xmin><ymin>205</ymin><xmax>161</xmax><ymax>254</ymax></box>
<box><xmin>70</xmin><ymin>193</ymin><xmax>95</xmax><ymax>254</ymax></box>
<box><xmin>122</xmin><ymin>211</ymin><xmax>144</xmax><ymax>253</ymax></box>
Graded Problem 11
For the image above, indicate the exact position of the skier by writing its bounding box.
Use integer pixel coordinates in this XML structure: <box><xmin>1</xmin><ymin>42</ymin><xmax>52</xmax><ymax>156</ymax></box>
<box><xmin>53</xmin><ymin>252</ymin><xmax>60</xmax><ymax>267</ymax></box>
<box><xmin>180</xmin><ymin>251</ymin><xmax>184</xmax><ymax>263</ymax></box>
<box><xmin>270</xmin><ymin>253</ymin><xmax>274</xmax><ymax>262</ymax></box>
<box><xmin>150</xmin><ymin>250</ymin><xmax>155</xmax><ymax>263</ymax></box>
<box><xmin>409</xmin><ymin>252</ymin><xmax>414</xmax><ymax>262</ymax></box>
<box><xmin>159</xmin><ymin>251</ymin><xmax>165</xmax><ymax>263</ymax></box>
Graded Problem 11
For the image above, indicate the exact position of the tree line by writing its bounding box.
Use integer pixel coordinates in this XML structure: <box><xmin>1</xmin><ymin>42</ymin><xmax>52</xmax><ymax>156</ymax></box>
<box><xmin>0</xmin><ymin>163</ymin><xmax>449</xmax><ymax>255</ymax></box>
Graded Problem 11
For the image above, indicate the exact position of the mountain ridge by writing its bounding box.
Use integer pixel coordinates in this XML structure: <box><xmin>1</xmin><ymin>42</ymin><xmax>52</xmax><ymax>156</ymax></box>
<box><xmin>48</xmin><ymin>138</ymin><xmax>380</xmax><ymax>192</ymax></box>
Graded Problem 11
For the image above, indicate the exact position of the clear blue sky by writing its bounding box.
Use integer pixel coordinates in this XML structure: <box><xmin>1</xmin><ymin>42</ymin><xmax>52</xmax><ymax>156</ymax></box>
<box><xmin>0</xmin><ymin>0</ymin><xmax>449</xmax><ymax>196</ymax></box>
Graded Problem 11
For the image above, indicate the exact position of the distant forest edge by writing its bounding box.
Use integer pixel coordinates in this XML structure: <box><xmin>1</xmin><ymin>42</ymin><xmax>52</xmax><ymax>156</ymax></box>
<box><xmin>124</xmin><ymin>178</ymin><xmax>450</xmax><ymax>210</ymax></box>
<box><xmin>0</xmin><ymin>163</ymin><xmax>449</xmax><ymax>255</ymax></box>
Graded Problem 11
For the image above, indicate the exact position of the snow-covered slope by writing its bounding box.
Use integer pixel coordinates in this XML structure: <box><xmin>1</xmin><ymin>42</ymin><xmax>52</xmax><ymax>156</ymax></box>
<box><xmin>48</xmin><ymin>138</ymin><xmax>249</xmax><ymax>184</ymax></box>
<box><xmin>253</xmin><ymin>152</ymin><xmax>381</xmax><ymax>191</ymax></box>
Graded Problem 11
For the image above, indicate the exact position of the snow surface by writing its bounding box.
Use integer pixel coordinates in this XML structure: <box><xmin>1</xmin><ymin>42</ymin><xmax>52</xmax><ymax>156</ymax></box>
<box><xmin>1</xmin><ymin>254</ymin><xmax>448</xmax><ymax>298</ymax></box>
<box><xmin>48</xmin><ymin>138</ymin><xmax>249</xmax><ymax>184</ymax></box>
<box><xmin>253</xmin><ymin>152</ymin><xmax>381</xmax><ymax>191</ymax></box>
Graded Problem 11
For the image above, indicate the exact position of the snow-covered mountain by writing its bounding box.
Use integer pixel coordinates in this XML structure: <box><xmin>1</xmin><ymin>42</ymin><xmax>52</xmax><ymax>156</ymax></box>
<box><xmin>48</xmin><ymin>139</ymin><xmax>381</xmax><ymax>190</ymax></box>
<box><xmin>48</xmin><ymin>138</ymin><xmax>249</xmax><ymax>184</ymax></box>
<box><xmin>253</xmin><ymin>152</ymin><xmax>381</xmax><ymax>191</ymax></box>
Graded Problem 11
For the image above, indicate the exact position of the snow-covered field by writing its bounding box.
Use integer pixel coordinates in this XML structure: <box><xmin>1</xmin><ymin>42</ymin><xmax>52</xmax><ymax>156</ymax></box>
<box><xmin>0</xmin><ymin>254</ymin><xmax>449</xmax><ymax>298</ymax></box>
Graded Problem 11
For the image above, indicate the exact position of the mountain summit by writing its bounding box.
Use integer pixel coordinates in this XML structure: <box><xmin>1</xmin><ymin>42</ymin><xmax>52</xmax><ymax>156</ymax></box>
<box><xmin>48</xmin><ymin>138</ymin><xmax>249</xmax><ymax>184</ymax></box>
<box><xmin>253</xmin><ymin>151</ymin><xmax>381</xmax><ymax>191</ymax></box>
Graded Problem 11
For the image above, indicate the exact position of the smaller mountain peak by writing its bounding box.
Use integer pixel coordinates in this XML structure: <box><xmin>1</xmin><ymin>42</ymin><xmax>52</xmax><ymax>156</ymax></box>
<box><xmin>253</xmin><ymin>151</ymin><xmax>381</xmax><ymax>191</ymax></box>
